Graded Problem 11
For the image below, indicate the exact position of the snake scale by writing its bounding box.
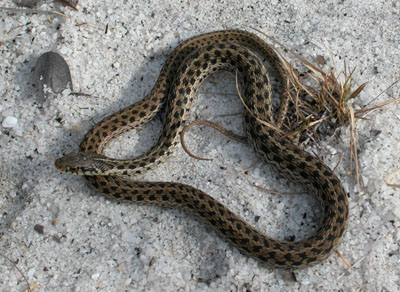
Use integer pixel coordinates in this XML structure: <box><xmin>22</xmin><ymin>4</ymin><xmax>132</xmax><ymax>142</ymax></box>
<box><xmin>55</xmin><ymin>29</ymin><xmax>349</xmax><ymax>268</ymax></box>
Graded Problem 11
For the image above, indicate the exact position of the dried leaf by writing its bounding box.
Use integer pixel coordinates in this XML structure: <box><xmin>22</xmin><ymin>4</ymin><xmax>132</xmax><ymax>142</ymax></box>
<box><xmin>34</xmin><ymin>51</ymin><xmax>73</xmax><ymax>102</ymax></box>
<box><xmin>347</xmin><ymin>82</ymin><xmax>367</xmax><ymax>101</ymax></box>
<box><xmin>56</xmin><ymin>0</ymin><xmax>78</xmax><ymax>11</ymax></box>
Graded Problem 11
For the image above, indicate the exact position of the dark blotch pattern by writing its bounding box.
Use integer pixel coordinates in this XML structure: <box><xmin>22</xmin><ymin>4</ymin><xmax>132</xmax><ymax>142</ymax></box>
<box><xmin>70</xmin><ymin>30</ymin><xmax>349</xmax><ymax>269</ymax></box>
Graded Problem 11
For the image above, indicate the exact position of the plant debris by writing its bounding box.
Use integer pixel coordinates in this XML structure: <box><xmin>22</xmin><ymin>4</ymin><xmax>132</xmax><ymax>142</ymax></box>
<box><xmin>12</xmin><ymin>0</ymin><xmax>40</xmax><ymax>8</ymax></box>
<box><xmin>56</xmin><ymin>0</ymin><xmax>78</xmax><ymax>11</ymax></box>
<box><xmin>33</xmin><ymin>51</ymin><xmax>73</xmax><ymax>102</ymax></box>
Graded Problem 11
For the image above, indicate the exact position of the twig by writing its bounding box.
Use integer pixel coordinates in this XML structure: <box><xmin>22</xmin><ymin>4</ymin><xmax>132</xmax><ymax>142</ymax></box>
<box><xmin>348</xmin><ymin>105</ymin><xmax>361</xmax><ymax>188</ymax></box>
<box><xmin>56</xmin><ymin>0</ymin><xmax>78</xmax><ymax>11</ymax></box>
<box><xmin>234</xmin><ymin>70</ymin><xmax>284</xmax><ymax>134</ymax></box>
<box><xmin>335</xmin><ymin>249</ymin><xmax>352</xmax><ymax>268</ymax></box>
<box><xmin>0</xmin><ymin>251</ymin><xmax>32</xmax><ymax>292</ymax></box>
<box><xmin>386</xmin><ymin>168</ymin><xmax>400</xmax><ymax>188</ymax></box>
<box><xmin>333</xmin><ymin>152</ymin><xmax>345</xmax><ymax>172</ymax></box>
<box><xmin>365</xmin><ymin>79</ymin><xmax>400</xmax><ymax>107</ymax></box>
<box><xmin>180</xmin><ymin>120</ymin><xmax>247</xmax><ymax>161</ymax></box>
<box><xmin>0</xmin><ymin>6</ymin><xmax>65</xmax><ymax>16</ymax></box>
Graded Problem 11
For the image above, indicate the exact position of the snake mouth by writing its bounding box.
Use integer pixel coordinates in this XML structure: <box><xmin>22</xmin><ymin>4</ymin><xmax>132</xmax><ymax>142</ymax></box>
<box><xmin>55</xmin><ymin>158</ymin><xmax>97</xmax><ymax>175</ymax></box>
<box><xmin>55</xmin><ymin>157</ymin><xmax>81</xmax><ymax>175</ymax></box>
<box><xmin>54</xmin><ymin>153</ymin><xmax>91</xmax><ymax>175</ymax></box>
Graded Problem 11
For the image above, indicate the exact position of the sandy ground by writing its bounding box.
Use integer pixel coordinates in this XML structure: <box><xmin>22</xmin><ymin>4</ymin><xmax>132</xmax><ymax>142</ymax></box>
<box><xmin>1</xmin><ymin>1</ymin><xmax>399</xmax><ymax>291</ymax></box>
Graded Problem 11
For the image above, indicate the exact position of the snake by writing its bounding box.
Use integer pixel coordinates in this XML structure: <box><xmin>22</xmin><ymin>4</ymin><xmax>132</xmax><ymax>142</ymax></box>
<box><xmin>55</xmin><ymin>29</ymin><xmax>349</xmax><ymax>268</ymax></box>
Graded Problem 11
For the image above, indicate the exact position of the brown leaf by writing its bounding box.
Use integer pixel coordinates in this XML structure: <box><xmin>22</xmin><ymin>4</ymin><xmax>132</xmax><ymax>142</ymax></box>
<box><xmin>34</xmin><ymin>51</ymin><xmax>73</xmax><ymax>102</ymax></box>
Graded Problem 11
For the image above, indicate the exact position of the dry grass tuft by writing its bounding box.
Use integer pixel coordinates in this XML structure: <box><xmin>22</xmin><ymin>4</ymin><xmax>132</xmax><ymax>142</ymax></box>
<box><xmin>253</xmin><ymin>29</ymin><xmax>367</xmax><ymax>144</ymax></box>
<box><xmin>247</xmin><ymin>27</ymin><xmax>399</xmax><ymax>188</ymax></box>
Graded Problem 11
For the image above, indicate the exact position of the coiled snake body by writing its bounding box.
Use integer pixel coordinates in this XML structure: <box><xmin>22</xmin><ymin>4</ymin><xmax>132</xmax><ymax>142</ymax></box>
<box><xmin>55</xmin><ymin>30</ymin><xmax>348</xmax><ymax>268</ymax></box>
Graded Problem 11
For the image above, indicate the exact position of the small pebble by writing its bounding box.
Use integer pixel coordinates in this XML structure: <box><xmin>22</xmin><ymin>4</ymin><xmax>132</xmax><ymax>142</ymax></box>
<box><xmin>2</xmin><ymin>116</ymin><xmax>18</xmax><ymax>128</ymax></box>
<box><xmin>34</xmin><ymin>224</ymin><xmax>44</xmax><ymax>234</ymax></box>
<box><xmin>92</xmin><ymin>273</ymin><xmax>100</xmax><ymax>280</ymax></box>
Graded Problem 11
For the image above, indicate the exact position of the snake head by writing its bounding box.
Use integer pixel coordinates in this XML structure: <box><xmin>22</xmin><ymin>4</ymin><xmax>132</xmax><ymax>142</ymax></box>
<box><xmin>55</xmin><ymin>152</ymin><xmax>114</xmax><ymax>175</ymax></box>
